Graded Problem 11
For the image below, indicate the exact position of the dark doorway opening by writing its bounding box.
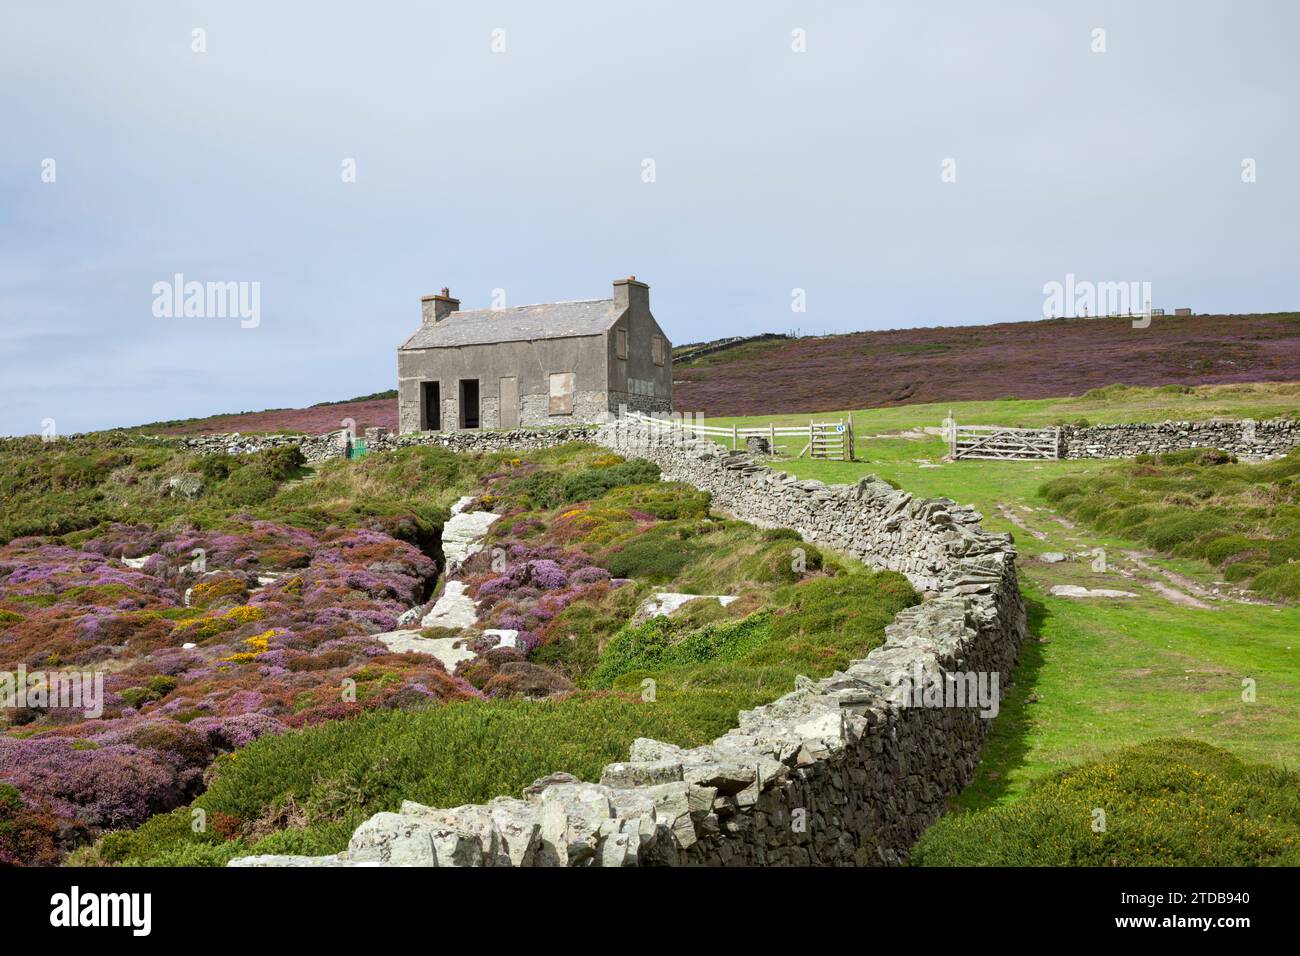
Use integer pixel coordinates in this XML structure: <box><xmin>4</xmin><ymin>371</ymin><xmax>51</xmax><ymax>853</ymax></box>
<box><xmin>421</xmin><ymin>381</ymin><xmax>441</xmax><ymax>431</ymax></box>
<box><xmin>458</xmin><ymin>379</ymin><xmax>480</xmax><ymax>429</ymax></box>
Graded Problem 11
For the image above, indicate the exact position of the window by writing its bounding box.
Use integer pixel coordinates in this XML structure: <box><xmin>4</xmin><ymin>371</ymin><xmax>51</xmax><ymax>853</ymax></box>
<box><xmin>652</xmin><ymin>335</ymin><xmax>665</xmax><ymax>366</ymax></box>
<box><xmin>615</xmin><ymin>328</ymin><xmax>628</xmax><ymax>360</ymax></box>
<box><xmin>548</xmin><ymin>371</ymin><xmax>574</xmax><ymax>415</ymax></box>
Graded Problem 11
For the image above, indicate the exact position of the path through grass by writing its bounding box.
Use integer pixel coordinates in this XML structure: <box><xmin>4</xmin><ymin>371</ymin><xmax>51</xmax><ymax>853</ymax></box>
<box><xmin>709</xmin><ymin>388</ymin><xmax>1300</xmax><ymax>811</ymax></box>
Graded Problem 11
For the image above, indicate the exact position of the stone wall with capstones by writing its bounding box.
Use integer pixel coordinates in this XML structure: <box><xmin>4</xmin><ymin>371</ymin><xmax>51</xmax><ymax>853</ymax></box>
<box><xmin>1060</xmin><ymin>418</ymin><xmax>1300</xmax><ymax>460</ymax></box>
<box><xmin>231</xmin><ymin>421</ymin><xmax>1027</xmax><ymax>868</ymax></box>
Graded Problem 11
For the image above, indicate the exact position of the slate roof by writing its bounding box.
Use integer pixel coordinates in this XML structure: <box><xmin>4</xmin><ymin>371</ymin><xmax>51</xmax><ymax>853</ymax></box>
<box><xmin>399</xmin><ymin>298</ymin><xmax>624</xmax><ymax>350</ymax></box>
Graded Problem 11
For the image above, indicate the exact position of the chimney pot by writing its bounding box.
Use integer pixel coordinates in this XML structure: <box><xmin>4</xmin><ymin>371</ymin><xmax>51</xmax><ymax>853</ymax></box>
<box><xmin>612</xmin><ymin>275</ymin><xmax>649</xmax><ymax>311</ymax></box>
<box><xmin>421</xmin><ymin>287</ymin><xmax>460</xmax><ymax>325</ymax></box>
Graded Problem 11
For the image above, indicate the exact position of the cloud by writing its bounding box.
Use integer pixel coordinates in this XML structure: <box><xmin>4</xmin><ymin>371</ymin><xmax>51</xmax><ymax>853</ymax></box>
<box><xmin>2</xmin><ymin>0</ymin><xmax>1298</xmax><ymax>434</ymax></box>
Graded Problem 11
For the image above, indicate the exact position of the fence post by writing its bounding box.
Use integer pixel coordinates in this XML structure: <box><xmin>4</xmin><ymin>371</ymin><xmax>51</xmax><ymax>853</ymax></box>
<box><xmin>732</xmin><ymin>424</ymin><xmax>738</xmax><ymax>450</ymax></box>
<box><xmin>769</xmin><ymin>423</ymin><xmax>775</xmax><ymax>457</ymax></box>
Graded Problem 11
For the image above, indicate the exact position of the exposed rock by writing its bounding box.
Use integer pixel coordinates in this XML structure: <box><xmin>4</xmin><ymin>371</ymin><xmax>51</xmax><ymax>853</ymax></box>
<box><xmin>420</xmin><ymin>581</ymin><xmax>478</xmax><ymax>629</ymax></box>
<box><xmin>228</xmin><ymin>854</ymin><xmax>379</xmax><ymax>867</ymax></box>
<box><xmin>1050</xmin><ymin>584</ymin><xmax>1138</xmax><ymax>599</ymax></box>
<box><xmin>164</xmin><ymin>475</ymin><xmax>204</xmax><ymax>499</ymax></box>
<box><xmin>372</xmin><ymin>629</ymin><xmax>477</xmax><ymax>670</ymax></box>
<box><xmin>440</xmin><ymin>498</ymin><xmax>501</xmax><ymax>571</ymax></box>
<box><xmin>635</xmin><ymin>592</ymin><xmax>738</xmax><ymax>621</ymax></box>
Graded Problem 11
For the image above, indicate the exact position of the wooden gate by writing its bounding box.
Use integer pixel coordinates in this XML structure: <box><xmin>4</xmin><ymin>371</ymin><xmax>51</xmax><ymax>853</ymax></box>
<box><xmin>951</xmin><ymin>423</ymin><xmax>1059</xmax><ymax>461</ymax></box>
<box><xmin>802</xmin><ymin>420</ymin><xmax>852</xmax><ymax>461</ymax></box>
<box><xmin>618</xmin><ymin>410</ymin><xmax>854</xmax><ymax>461</ymax></box>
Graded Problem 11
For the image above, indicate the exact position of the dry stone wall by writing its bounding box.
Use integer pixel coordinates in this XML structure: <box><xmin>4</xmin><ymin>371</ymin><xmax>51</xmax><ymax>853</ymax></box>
<box><xmin>1060</xmin><ymin>418</ymin><xmax>1300</xmax><ymax>460</ymax></box>
<box><xmin>231</xmin><ymin>420</ymin><xmax>1027</xmax><ymax>868</ymax></box>
<box><xmin>173</xmin><ymin>426</ymin><xmax>598</xmax><ymax>464</ymax></box>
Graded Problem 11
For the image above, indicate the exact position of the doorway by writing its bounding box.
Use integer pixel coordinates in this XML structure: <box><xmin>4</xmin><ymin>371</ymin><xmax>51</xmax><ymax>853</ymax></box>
<box><xmin>421</xmin><ymin>381</ymin><xmax>440</xmax><ymax>431</ymax></box>
<box><xmin>458</xmin><ymin>379</ymin><xmax>480</xmax><ymax>429</ymax></box>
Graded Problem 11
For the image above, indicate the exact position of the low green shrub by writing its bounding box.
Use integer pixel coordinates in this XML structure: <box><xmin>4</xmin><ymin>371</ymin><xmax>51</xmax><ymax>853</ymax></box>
<box><xmin>1251</xmin><ymin>563</ymin><xmax>1300</xmax><ymax>601</ymax></box>
<box><xmin>1223</xmin><ymin>561</ymin><xmax>1266</xmax><ymax>582</ymax></box>
<box><xmin>1142</xmin><ymin>511</ymin><xmax>1229</xmax><ymax>553</ymax></box>
<box><xmin>585</xmin><ymin>611</ymin><xmax>775</xmax><ymax>689</ymax></box>
<box><xmin>513</xmin><ymin>459</ymin><xmax>661</xmax><ymax>511</ymax></box>
<box><xmin>600</xmin><ymin>525</ymin><xmax>701</xmax><ymax>582</ymax></box>
<box><xmin>1041</xmin><ymin>449</ymin><xmax>1300</xmax><ymax>597</ymax></box>
<box><xmin>911</xmin><ymin>739</ymin><xmax>1300</xmax><ymax>866</ymax></box>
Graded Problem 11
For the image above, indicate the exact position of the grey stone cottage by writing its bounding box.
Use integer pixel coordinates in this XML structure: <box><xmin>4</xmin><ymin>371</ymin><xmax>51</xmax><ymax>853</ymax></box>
<box><xmin>397</xmin><ymin>277</ymin><xmax>672</xmax><ymax>433</ymax></box>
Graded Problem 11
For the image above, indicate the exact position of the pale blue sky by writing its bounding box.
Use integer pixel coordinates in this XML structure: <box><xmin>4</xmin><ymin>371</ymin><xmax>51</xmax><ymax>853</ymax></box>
<box><xmin>2</xmin><ymin>0</ymin><xmax>1297</xmax><ymax>435</ymax></box>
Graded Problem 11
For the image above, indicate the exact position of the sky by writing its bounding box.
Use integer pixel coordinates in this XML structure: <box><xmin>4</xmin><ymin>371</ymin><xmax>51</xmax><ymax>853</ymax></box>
<box><xmin>2</xmin><ymin>0</ymin><xmax>1298</xmax><ymax>436</ymax></box>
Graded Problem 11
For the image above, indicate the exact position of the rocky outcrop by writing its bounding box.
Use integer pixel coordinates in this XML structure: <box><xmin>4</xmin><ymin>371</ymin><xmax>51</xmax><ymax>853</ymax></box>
<box><xmin>439</xmin><ymin>496</ymin><xmax>499</xmax><ymax>572</ymax></box>
<box><xmin>231</xmin><ymin>420</ymin><xmax>1027</xmax><ymax>868</ymax></box>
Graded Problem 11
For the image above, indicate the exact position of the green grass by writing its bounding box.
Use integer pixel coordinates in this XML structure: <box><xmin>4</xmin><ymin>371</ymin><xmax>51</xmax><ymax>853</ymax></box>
<box><xmin>708</xmin><ymin>382</ymin><xmax>1300</xmax><ymax>823</ymax></box>
<box><xmin>32</xmin><ymin>381</ymin><xmax>1300</xmax><ymax>866</ymax></box>
<box><xmin>912</xmin><ymin>738</ymin><xmax>1300</xmax><ymax>866</ymax></box>
<box><xmin>90</xmin><ymin>567</ymin><xmax>915</xmax><ymax>866</ymax></box>
<box><xmin>1040</xmin><ymin>448</ymin><xmax>1300</xmax><ymax>599</ymax></box>
<box><xmin>0</xmin><ymin>437</ymin><xmax>530</xmax><ymax>549</ymax></box>
<box><xmin>705</xmin><ymin>380</ymin><xmax>1300</xmax><ymax>435</ymax></box>
<box><xmin>77</xmin><ymin>441</ymin><xmax>917</xmax><ymax>865</ymax></box>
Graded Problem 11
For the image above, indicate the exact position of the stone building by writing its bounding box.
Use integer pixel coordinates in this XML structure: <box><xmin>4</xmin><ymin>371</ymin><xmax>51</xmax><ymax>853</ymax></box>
<box><xmin>397</xmin><ymin>277</ymin><xmax>673</xmax><ymax>433</ymax></box>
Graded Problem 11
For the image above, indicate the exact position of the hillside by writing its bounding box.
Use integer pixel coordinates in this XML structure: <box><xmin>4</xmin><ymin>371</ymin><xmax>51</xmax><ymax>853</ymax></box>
<box><xmin>132</xmin><ymin>312</ymin><xmax>1300</xmax><ymax>436</ymax></box>
<box><xmin>675</xmin><ymin>312</ymin><xmax>1300</xmax><ymax>418</ymax></box>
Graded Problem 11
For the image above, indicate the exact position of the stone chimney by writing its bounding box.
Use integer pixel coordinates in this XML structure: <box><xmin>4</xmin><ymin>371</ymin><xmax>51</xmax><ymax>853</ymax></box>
<box><xmin>612</xmin><ymin>275</ymin><xmax>649</xmax><ymax>312</ymax></box>
<box><xmin>421</xmin><ymin>287</ymin><xmax>460</xmax><ymax>325</ymax></box>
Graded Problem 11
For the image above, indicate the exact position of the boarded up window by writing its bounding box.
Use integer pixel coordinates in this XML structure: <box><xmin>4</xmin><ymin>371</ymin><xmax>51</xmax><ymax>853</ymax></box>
<box><xmin>652</xmin><ymin>335</ymin><xmax>665</xmax><ymax>366</ymax></box>
<box><xmin>498</xmin><ymin>376</ymin><xmax>518</xmax><ymax>429</ymax></box>
<box><xmin>615</xmin><ymin>327</ymin><xmax>628</xmax><ymax>360</ymax></box>
<box><xmin>548</xmin><ymin>372</ymin><xmax>575</xmax><ymax>414</ymax></box>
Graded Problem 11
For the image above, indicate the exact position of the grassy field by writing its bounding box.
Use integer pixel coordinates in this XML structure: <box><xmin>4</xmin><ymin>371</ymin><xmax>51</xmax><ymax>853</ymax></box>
<box><xmin>1040</xmin><ymin>450</ymin><xmax>1300</xmax><ymax>600</ymax></box>
<box><xmin>707</xmin><ymin>383</ymin><xmax>1300</xmax><ymax>816</ymax></box>
<box><xmin>703</xmin><ymin>381</ymin><xmax>1300</xmax><ymax>435</ymax></box>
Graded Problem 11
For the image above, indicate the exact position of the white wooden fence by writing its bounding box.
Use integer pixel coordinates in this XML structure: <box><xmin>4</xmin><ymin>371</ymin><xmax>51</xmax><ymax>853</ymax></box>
<box><xmin>619</xmin><ymin>410</ymin><xmax>854</xmax><ymax>461</ymax></box>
